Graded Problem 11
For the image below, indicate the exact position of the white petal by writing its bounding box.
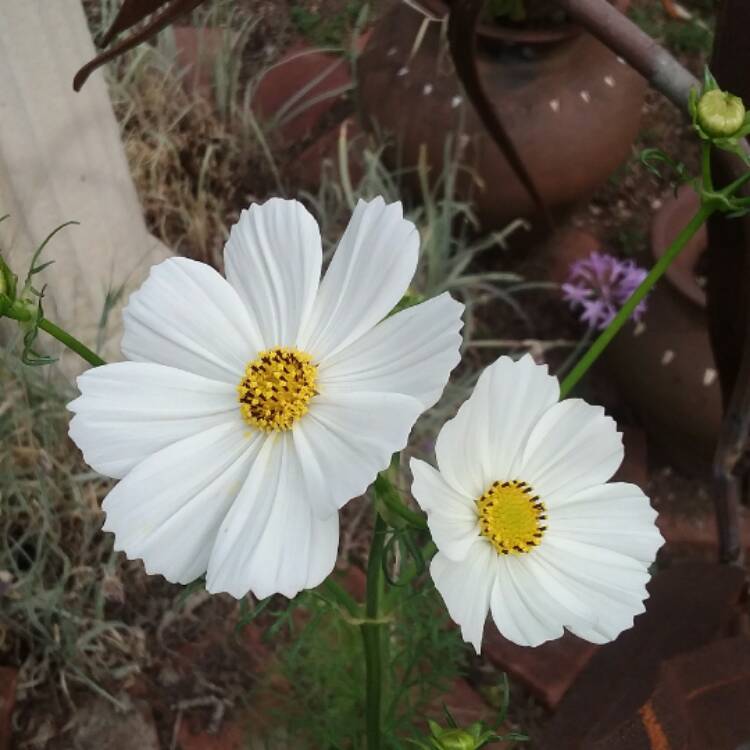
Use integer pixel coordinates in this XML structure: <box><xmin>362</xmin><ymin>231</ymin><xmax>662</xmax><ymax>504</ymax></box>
<box><xmin>547</xmin><ymin>483</ymin><xmax>664</xmax><ymax>564</ymax></box>
<box><xmin>68</xmin><ymin>362</ymin><xmax>239</xmax><ymax>479</ymax></box>
<box><xmin>206</xmin><ymin>434</ymin><xmax>339</xmax><ymax>599</ymax></box>
<box><xmin>431</xmin><ymin>543</ymin><xmax>496</xmax><ymax>653</ymax></box>
<box><xmin>319</xmin><ymin>293</ymin><xmax>464</xmax><ymax>409</ymax></box>
<box><xmin>298</xmin><ymin>198</ymin><xmax>419</xmax><ymax>360</ymax></box>
<box><xmin>101</xmin><ymin>421</ymin><xmax>262</xmax><ymax>584</ymax></box>
<box><xmin>410</xmin><ymin>458</ymin><xmax>479</xmax><ymax>562</ymax></box>
<box><xmin>292</xmin><ymin>391</ymin><xmax>424</xmax><ymax>518</ymax></box>
<box><xmin>523</xmin><ymin>554</ymin><xmax>598</xmax><ymax>626</ymax></box>
<box><xmin>519</xmin><ymin>398</ymin><xmax>623</xmax><ymax>507</ymax></box>
<box><xmin>435</xmin><ymin>355</ymin><xmax>559</xmax><ymax>498</ymax></box>
<box><xmin>535</xmin><ymin>536</ymin><xmax>651</xmax><ymax>642</ymax></box>
<box><xmin>122</xmin><ymin>257</ymin><xmax>261</xmax><ymax>383</ymax></box>
<box><xmin>224</xmin><ymin>198</ymin><xmax>322</xmax><ymax>348</ymax></box>
<box><xmin>490</xmin><ymin>555</ymin><xmax>564</xmax><ymax>647</ymax></box>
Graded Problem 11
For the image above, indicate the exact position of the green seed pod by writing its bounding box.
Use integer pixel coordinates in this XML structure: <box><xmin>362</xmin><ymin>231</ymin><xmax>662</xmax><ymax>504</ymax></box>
<box><xmin>697</xmin><ymin>89</ymin><xmax>746</xmax><ymax>138</ymax></box>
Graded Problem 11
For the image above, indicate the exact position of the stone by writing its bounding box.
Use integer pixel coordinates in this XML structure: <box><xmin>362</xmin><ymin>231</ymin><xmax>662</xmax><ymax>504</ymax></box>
<box><xmin>483</xmin><ymin>631</ymin><xmax>599</xmax><ymax>710</ymax></box>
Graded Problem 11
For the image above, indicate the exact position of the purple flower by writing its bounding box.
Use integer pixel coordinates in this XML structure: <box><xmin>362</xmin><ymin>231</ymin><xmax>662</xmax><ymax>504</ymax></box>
<box><xmin>562</xmin><ymin>251</ymin><xmax>648</xmax><ymax>331</ymax></box>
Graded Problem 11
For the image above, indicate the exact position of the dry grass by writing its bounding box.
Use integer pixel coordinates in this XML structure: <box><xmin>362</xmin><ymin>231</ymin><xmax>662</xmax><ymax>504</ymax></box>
<box><xmin>0</xmin><ymin>357</ymin><xmax>140</xmax><ymax>720</ymax></box>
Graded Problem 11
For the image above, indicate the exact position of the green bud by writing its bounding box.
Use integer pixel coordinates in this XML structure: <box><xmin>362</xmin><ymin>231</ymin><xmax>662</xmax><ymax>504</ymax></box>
<box><xmin>697</xmin><ymin>89</ymin><xmax>746</xmax><ymax>138</ymax></box>
<box><xmin>432</xmin><ymin>729</ymin><xmax>481</xmax><ymax>750</ymax></box>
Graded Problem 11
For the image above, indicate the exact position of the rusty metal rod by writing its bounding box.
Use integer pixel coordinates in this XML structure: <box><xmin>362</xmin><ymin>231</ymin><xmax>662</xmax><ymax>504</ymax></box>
<box><xmin>553</xmin><ymin>0</ymin><xmax>698</xmax><ymax>110</ymax></box>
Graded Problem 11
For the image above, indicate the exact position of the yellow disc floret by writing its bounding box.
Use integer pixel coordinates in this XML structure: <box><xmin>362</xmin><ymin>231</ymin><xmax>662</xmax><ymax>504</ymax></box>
<box><xmin>477</xmin><ymin>479</ymin><xmax>546</xmax><ymax>555</ymax></box>
<box><xmin>238</xmin><ymin>347</ymin><xmax>318</xmax><ymax>432</ymax></box>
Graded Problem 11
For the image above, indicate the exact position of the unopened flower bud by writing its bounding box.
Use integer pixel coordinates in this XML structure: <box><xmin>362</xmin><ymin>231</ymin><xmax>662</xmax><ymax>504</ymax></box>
<box><xmin>432</xmin><ymin>729</ymin><xmax>482</xmax><ymax>750</ymax></box>
<box><xmin>697</xmin><ymin>89</ymin><xmax>746</xmax><ymax>138</ymax></box>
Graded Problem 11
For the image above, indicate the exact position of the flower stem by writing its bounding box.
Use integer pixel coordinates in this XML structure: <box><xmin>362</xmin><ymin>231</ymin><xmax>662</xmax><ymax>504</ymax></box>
<box><xmin>559</xmin><ymin>203</ymin><xmax>714</xmax><ymax>399</ymax></box>
<box><xmin>701</xmin><ymin>141</ymin><xmax>714</xmax><ymax>192</ymax></box>
<box><xmin>37</xmin><ymin>318</ymin><xmax>106</xmax><ymax>368</ymax></box>
<box><xmin>555</xmin><ymin>324</ymin><xmax>595</xmax><ymax>381</ymax></box>
<box><xmin>3</xmin><ymin>302</ymin><xmax>107</xmax><ymax>369</ymax></box>
<box><xmin>361</xmin><ymin>510</ymin><xmax>387</xmax><ymax>750</ymax></box>
<box><xmin>374</xmin><ymin>473</ymin><xmax>427</xmax><ymax>529</ymax></box>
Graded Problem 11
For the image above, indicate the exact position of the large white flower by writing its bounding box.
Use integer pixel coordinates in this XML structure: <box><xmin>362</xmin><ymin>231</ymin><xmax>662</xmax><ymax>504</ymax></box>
<box><xmin>410</xmin><ymin>355</ymin><xmax>663</xmax><ymax>650</ymax></box>
<box><xmin>69</xmin><ymin>197</ymin><xmax>463</xmax><ymax>599</ymax></box>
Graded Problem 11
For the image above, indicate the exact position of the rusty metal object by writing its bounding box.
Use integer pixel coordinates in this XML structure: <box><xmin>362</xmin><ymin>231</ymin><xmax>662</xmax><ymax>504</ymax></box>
<box><xmin>446</xmin><ymin>0</ymin><xmax>549</xmax><ymax>224</ymax></box>
<box><xmin>551</xmin><ymin>0</ymin><xmax>698</xmax><ymax>109</ymax></box>
<box><xmin>358</xmin><ymin>1</ymin><xmax>645</xmax><ymax>231</ymax></box>
<box><xmin>73</xmin><ymin>0</ymin><xmax>209</xmax><ymax>91</ymax></box>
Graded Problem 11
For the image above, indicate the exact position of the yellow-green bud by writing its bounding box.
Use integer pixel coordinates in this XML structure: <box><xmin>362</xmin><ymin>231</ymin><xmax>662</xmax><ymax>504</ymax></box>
<box><xmin>433</xmin><ymin>729</ymin><xmax>481</xmax><ymax>750</ymax></box>
<box><xmin>697</xmin><ymin>89</ymin><xmax>746</xmax><ymax>138</ymax></box>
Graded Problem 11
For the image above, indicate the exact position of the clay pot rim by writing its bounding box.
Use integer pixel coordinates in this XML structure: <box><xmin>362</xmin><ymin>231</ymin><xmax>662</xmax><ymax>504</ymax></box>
<box><xmin>416</xmin><ymin>0</ymin><xmax>628</xmax><ymax>46</ymax></box>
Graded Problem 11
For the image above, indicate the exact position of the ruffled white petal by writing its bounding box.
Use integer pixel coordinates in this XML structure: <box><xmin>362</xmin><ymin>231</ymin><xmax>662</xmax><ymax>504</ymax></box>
<box><xmin>122</xmin><ymin>257</ymin><xmax>261</xmax><ymax>383</ymax></box>
<box><xmin>298</xmin><ymin>197</ymin><xmax>419</xmax><ymax>360</ymax></box>
<box><xmin>101</xmin><ymin>421</ymin><xmax>262</xmax><ymax>584</ymax></box>
<box><xmin>410</xmin><ymin>458</ymin><xmax>479</xmax><ymax>562</ymax></box>
<box><xmin>68</xmin><ymin>362</ymin><xmax>239</xmax><ymax>479</ymax></box>
<box><xmin>535</xmin><ymin>536</ymin><xmax>651</xmax><ymax>641</ymax></box>
<box><xmin>431</xmin><ymin>543</ymin><xmax>496</xmax><ymax>653</ymax></box>
<box><xmin>519</xmin><ymin>398</ymin><xmax>623</xmax><ymax>507</ymax></box>
<box><xmin>206</xmin><ymin>434</ymin><xmax>339</xmax><ymax>599</ymax></box>
<box><xmin>435</xmin><ymin>355</ymin><xmax>559</xmax><ymax>498</ymax></box>
<box><xmin>292</xmin><ymin>392</ymin><xmax>424</xmax><ymax>519</ymax></box>
<box><xmin>547</xmin><ymin>483</ymin><xmax>664</xmax><ymax>564</ymax></box>
<box><xmin>319</xmin><ymin>293</ymin><xmax>464</xmax><ymax>410</ymax></box>
<box><xmin>490</xmin><ymin>555</ymin><xmax>564</xmax><ymax>647</ymax></box>
<box><xmin>224</xmin><ymin>198</ymin><xmax>322</xmax><ymax>348</ymax></box>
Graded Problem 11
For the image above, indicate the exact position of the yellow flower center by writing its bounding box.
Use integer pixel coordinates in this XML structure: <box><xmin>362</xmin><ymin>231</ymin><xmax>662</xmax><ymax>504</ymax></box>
<box><xmin>477</xmin><ymin>479</ymin><xmax>546</xmax><ymax>555</ymax></box>
<box><xmin>238</xmin><ymin>347</ymin><xmax>318</xmax><ymax>432</ymax></box>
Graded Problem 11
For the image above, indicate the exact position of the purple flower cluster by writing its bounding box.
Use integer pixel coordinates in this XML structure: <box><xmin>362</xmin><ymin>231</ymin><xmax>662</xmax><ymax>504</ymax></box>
<box><xmin>562</xmin><ymin>251</ymin><xmax>648</xmax><ymax>331</ymax></box>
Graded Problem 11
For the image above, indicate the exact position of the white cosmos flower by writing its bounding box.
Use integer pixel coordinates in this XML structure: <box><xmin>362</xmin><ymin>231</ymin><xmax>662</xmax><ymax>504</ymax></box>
<box><xmin>68</xmin><ymin>197</ymin><xmax>463</xmax><ymax>599</ymax></box>
<box><xmin>410</xmin><ymin>354</ymin><xmax>663</xmax><ymax>651</ymax></box>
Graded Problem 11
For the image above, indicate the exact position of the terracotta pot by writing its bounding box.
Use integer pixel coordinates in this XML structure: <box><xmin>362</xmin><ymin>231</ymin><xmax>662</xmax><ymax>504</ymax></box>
<box><xmin>610</xmin><ymin>186</ymin><xmax>720</xmax><ymax>474</ymax></box>
<box><xmin>651</xmin><ymin>185</ymin><xmax>708</xmax><ymax>307</ymax></box>
<box><xmin>357</xmin><ymin>1</ymin><xmax>646</xmax><ymax>233</ymax></box>
<box><xmin>602</xmin><ymin>272</ymin><xmax>721</xmax><ymax>476</ymax></box>
<box><xmin>548</xmin><ymin>214</ymin><xmax>721</xmax><ymax>475</ymax></box>
<box><xmin>419</xmin><ymin>0</ymin><xmax>581</xmax><ymax>45</ymax></box>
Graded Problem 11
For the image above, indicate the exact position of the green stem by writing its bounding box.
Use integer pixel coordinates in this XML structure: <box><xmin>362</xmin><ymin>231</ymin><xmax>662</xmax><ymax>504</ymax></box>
<box><xmin>555</xmin><ymin>325</ymin><xmax>595</xmax><ymax>381</ymax></box>
<box><xmin>701</xmin><ymin>141</ymin><xmax>713</xmax><ymax>192</ymax></box>
<box><xmin>374</xmin><ymin>473</ymin><xmax>427</xmax><ymax>530</ymax></box>
<box><xmin>559</xmin><ymin>203</ymin><xmax>714</xmax><ymax>398</ymax></box>
<box><xmin>319</xmin><ymin>578</ymin><xmax>358</xmax><ymax>617</ymax></box>
<box><xmin>361</xmin><ymin>511</ymin><xmax>387</xmax><ymax>750</ymax></box>
<box><xmin>38</xmin><ymin>318</ymin><xmax>106</xmax><ymax>368</ymax></box>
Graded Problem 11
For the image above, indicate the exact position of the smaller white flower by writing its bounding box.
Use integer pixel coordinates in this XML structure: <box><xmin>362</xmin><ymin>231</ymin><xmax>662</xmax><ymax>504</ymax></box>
<box><xmin>410</xmin><ymin>355</ymin><xmax>664</xmax><ymax>651</ymax></box>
